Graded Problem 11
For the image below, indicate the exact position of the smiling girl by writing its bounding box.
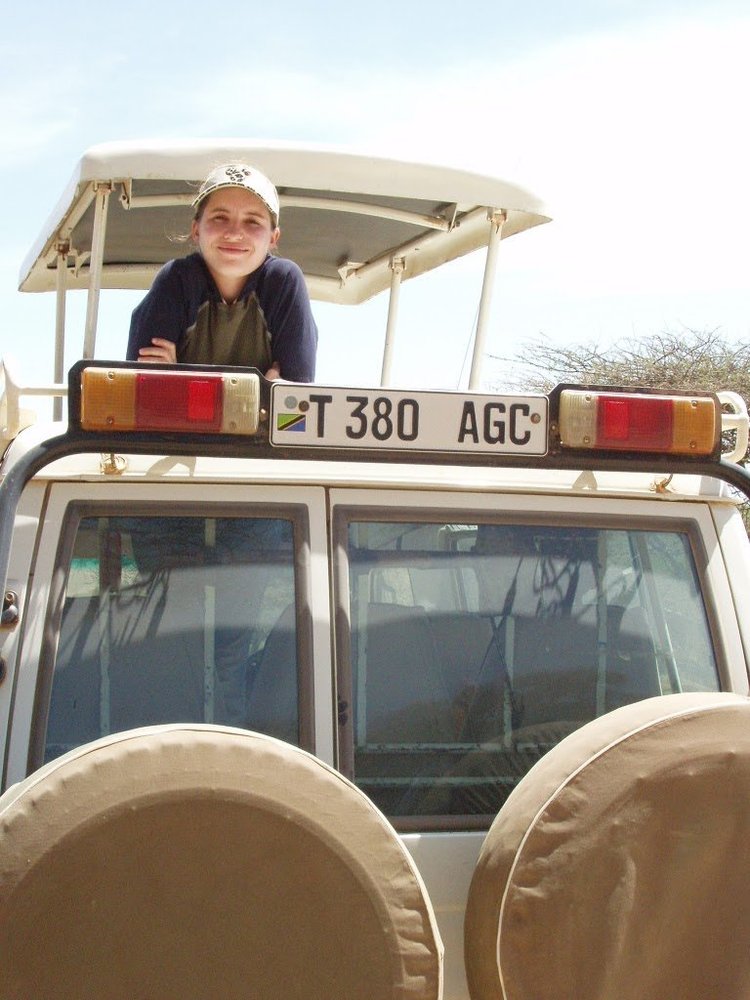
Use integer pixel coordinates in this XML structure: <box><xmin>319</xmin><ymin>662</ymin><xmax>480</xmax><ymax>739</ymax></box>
<box><xmin>127</xmin><ymin>163</ymin><xmax>317</xmax><ymax>381</ymax></box>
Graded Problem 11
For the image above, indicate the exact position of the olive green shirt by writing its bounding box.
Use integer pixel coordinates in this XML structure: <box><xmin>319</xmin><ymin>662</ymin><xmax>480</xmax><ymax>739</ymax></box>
<box><xmin>178</xmin><ymin>297</ymin><xmax>273</xmax><ymax>370</ymax></box>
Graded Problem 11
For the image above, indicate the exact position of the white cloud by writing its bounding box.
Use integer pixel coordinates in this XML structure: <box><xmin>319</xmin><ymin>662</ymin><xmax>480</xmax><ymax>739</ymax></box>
<box><xmin>0</xmin><ymin>94</ymin><xmax>74</xmax><ymax>170</ymax></box>
<box><xmin>0</xmin><ymin>44</ymin><xmax>82</xmax><ymax>169</ymax></box>
<box><xmin>358</xmin><ymin>16</ymin><xmax>750</xmax><ymax>299</ymax></box>
<box><xmin>172</xmin><ymin>13</ymin><xmax>750</xmax><ymax>305</ymax></box>
<box><xmin>4</xmin><ymin>9</ymin><xmax>750</xmax><ymax>390</ymax></box>
<box><xmin>177</xmin><ymin>68</ymin><xmax>408</xmax><ymax>142</ymax></box>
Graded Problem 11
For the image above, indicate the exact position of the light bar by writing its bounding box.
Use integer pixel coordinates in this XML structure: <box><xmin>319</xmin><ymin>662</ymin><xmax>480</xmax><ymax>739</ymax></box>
<box><xmin>79</xmin><ymin>367</ymin><xmax>261</xmax><ymax>435</ymax></box>
<box><xmin>559</xmin><ymin>390</ymin><xmax>718</xmax><ymax>456</ymax></box>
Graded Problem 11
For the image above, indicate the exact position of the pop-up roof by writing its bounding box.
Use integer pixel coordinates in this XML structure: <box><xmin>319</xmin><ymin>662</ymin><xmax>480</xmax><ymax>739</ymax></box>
<box><xmin>20</xmin><ymin>139</ymin><xmax>550</xmax><ymax>302</ymax></box>
<box><xmin>17</xmin><ymin>139</ymin><xmax>550</xmax><ymax>389</ymax></box>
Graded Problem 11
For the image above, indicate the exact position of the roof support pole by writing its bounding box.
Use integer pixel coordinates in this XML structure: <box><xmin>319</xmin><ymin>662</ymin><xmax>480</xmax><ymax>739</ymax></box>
<box><xmin>82</xmin><ymin>183</ymin><xmax>112</xmax><ymax>359</ymax></box>
<box><xmin>380</xmin><ymin>257</ymin><xmax>405</xmax><ymax>387</ymax></box>
<box><xmin>53</xmin><ymin>242</ymin><xmax>69</xmax><ymax>421</ymax></box>
<box><xmin>468</xmin><ymin>210</ymin><xmax>506</xmax><ymax>390</ymax></box>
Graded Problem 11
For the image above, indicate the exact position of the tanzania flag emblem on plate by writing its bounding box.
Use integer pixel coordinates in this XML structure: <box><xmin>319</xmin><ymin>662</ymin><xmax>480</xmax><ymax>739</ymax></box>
<box><xmin>276</xmin><ymin>412</ymin><xmax>307</xmax><ymax>432</ymax></box>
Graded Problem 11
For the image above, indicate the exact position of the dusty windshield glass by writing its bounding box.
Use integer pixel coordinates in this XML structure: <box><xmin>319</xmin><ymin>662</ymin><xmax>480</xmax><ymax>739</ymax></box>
<box><xmin>41</xmin><ymin>512</ymin><xmax>300</xmax><ymax>764</ymax></box>
<box><xmin>343</xmin><ymin>518</ymin><xmax>719</xmax><ymax>822</ymax></box>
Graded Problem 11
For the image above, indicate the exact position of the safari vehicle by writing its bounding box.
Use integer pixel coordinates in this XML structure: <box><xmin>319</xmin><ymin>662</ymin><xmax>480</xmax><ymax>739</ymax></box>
<box><xmin>2</xmin><ymin>142</ymin><xmax>750</xmax><ymax>1000</ymax></box>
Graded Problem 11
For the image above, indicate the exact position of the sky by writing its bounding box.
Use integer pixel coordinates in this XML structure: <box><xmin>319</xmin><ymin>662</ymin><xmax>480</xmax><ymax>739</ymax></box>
<box><xmin>2</xmin><ymin>0</ymin><xmax>750</xmax><ymax>402</ymax></box>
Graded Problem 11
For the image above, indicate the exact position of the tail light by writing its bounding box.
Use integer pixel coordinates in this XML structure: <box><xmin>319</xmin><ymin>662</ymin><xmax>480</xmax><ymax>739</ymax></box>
<box><xmin>559</xmin><ymin>390</ymin><xmax>718</xmax><ymax>456</ymax></box>
<box><xmin>79</xmin><ymin>367</ymin><xmax>260</xmax><ymax>435</ymax></box>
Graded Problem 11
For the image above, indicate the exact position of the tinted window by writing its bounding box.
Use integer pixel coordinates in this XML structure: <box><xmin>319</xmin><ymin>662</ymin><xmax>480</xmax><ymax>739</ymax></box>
<box><xmin>43</xmin><ymin>513</ymin><xmax>299</xmax><ymax>763</ymax></box>
<box><xmin>343</xmin><ymin>519</ymin><xmax>719</xmax><ymax>822</ymax></box>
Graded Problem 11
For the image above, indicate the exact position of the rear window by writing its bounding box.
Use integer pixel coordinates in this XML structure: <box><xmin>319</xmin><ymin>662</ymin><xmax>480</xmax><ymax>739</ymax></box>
<box><xmin>339</xmin><ymin>517</ymin><xmax>720</xmax><ymax>826</ymax></box>
<box><xmin>37</xmin><ymin>508</ymin><xmax>307</xmax><ymax>766</ymax></box>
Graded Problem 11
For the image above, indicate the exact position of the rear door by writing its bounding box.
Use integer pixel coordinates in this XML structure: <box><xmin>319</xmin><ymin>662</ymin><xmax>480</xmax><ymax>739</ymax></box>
<box><xmin>330</xmin><ymin>486</ymin><xmax>746</xmax><ymax>1000</ymax></box>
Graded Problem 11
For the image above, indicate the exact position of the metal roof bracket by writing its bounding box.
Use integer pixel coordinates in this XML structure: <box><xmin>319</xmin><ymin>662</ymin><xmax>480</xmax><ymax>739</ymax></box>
<box><xmin>380</xmin><ymin>257</ymin><xmax>406</xmax><ymax>386</ymax></box>
<box><xmin>468</xmin><ymin>210</ymin><xmax>506</xmax><ymax>390</ymax></box>
<box><xmin>53</xmin><ymin>241</ymin><xmax>70</xmax><ymax>420</ymax></box>
<box><xmin>82</xmin><ymin>183</ymin><xmax>113</xmax><ymax>359</ymax></box>
<box><xmin>118</xmin><ymin>179</ymin><xmax>133</xmax><ymax>210</ymax></box>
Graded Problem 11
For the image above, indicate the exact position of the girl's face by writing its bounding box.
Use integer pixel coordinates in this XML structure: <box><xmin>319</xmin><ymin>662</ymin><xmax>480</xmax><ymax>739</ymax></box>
<box><xmin>191</xmin><ymin>187</ymin><xmax>280</xmax><ymax>302</ymax></box>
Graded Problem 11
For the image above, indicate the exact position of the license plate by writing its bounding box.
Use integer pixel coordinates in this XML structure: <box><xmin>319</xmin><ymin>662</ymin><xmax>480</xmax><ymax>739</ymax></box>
<box><xmin>270</xmin><ymin>385</ymin><xmax>548</xmax><ymax>455</ymax></box>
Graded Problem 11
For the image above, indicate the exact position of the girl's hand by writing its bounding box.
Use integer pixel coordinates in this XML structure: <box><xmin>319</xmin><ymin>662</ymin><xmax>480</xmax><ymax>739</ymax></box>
<box><xmin>264</xmin><ymin>362</ymin><xmax>282</xmax><ymax>381</ymax></box>
<box><xmin>138</xmin><ymin>338</ymin><xmax>177</xmax><ymax>363</ymax></box>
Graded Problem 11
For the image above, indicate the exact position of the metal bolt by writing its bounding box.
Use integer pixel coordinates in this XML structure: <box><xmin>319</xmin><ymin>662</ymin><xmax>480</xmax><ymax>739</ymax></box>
<box><xmin>1</xmin><ymin>591</ymin><xmax>19</xmax><ymax>627</ymax></box>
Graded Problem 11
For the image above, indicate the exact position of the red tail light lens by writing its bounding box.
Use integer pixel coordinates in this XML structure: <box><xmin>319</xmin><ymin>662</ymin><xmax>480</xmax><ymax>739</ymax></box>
<box><xmin>136</xmin><ymin>374</ymin><xmax>223</xmax><ymax>431</ymax></box>
<box><xmin>598</xmin><ymin>396</ymin><xmax>673</xmax><ymax>450</ymax></box>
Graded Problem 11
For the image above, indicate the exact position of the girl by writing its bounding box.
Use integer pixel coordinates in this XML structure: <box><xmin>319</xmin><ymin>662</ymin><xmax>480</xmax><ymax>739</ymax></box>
<box><xmin>127</xmin><ymin>163</ymin><xmax>317</xmax><ymax>381</ymax></box>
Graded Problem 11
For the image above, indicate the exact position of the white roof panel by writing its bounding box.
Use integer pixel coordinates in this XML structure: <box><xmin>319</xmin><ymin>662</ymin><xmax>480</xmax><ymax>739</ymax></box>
<box><xmin>19</xmin><ymin>139</ymin><xmax>551</xmax><ymax>304</ymax></box>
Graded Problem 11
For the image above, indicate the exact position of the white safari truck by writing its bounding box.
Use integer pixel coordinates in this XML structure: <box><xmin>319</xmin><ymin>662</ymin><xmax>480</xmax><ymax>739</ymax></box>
<box><xmin>2</xmin><ymin>142</ymin><xmax>750</xmax><ymax>1000</ymax></box>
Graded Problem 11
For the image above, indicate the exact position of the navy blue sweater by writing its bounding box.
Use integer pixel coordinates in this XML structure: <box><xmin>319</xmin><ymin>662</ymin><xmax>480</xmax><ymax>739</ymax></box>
<box><xmin>127</xmin><ymin>252</ymin><xmax>317</xmax><ymax>382</ymax></box>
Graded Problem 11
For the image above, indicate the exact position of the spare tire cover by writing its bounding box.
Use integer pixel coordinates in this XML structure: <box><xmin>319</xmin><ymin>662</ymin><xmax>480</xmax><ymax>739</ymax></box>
<box><xmin>0</xmin><ymin>725</ymin><xmax>443</xmax><ymax>1000</ymax></box>
<box><xmin>464</xmin><ymin>692</ymin><xmax>750</xmax><ymax>1000</ymax></box>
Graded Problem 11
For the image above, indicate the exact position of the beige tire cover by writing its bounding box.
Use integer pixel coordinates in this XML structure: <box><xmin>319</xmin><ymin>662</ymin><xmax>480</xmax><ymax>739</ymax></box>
<box><xmin>464</xmin><ymin>692</ymin><xmax>750</xmax><ymax>1000</ymax></box>
<box><xmin>0</xmin><ymin>725</ymin><xmax>443</xmax><ymax>1000</ymax></box>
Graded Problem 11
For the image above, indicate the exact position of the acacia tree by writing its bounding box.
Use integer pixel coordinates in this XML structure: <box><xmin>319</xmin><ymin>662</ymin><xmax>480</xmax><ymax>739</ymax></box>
<box><xmin>491</xmin><ymin>328</ymin><xmax>750</xmax><ymax>463</ymax></box>
<box><xmin>495</xmin><ymin>328</ymin><xmax>750</xmax><ymax>401</ymax></box>
<box><xmin>492</xmin><ymin>328</ymin><xmax>750</xmax><ymax>525</ymax></box>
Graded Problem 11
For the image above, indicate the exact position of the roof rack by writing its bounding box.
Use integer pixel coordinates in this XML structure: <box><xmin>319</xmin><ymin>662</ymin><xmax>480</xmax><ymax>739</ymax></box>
<box><xmin>0</xmin><ymin>360</ymin><xmax>67</xmax><ymax>445</ymax></box>
<box><xmin>2</xmin><ymin>362</ymin><xmax>749</xmax><ymax>608</ymax></box>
